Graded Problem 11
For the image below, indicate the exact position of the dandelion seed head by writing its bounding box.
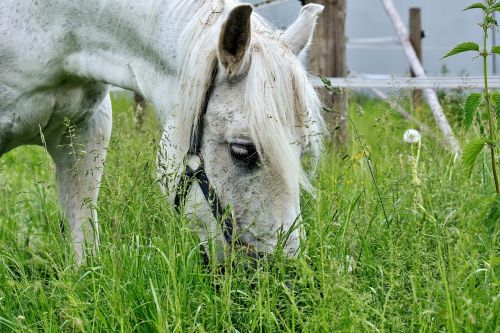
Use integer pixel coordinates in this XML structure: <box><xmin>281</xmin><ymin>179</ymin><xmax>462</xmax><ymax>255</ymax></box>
<box><xmin>403</xmin><ymin>129</ymin><xmax>421</xmax><ymax>144</ymax></box>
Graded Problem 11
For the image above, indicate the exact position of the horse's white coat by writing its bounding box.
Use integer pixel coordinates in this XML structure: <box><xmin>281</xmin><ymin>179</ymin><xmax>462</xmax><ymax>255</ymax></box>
<box><xmin>0</xmin><ymin>0</ymin><xmax>324</xmax><ymax>262</ymax></box>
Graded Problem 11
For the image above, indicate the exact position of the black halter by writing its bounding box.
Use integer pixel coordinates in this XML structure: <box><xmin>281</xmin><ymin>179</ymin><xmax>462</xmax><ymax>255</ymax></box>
<box><xmin>173</xmin><ymin>64</ymin><xmax>264</xmax><ymax>261</ymax></box>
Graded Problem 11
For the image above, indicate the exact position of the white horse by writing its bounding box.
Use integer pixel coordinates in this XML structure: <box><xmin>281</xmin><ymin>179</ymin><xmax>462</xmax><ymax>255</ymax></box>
<box><xmin>0</xmin><ymin>0</ymin><xmax>324</xmax><ymax>262</ymax></box>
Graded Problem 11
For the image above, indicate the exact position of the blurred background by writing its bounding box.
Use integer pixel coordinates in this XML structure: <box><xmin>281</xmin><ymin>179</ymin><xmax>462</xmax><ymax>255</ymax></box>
<box><xmin>245</xmin><ymin>0</ymin><xmax>492</xmax><ymax>76</ymax></box>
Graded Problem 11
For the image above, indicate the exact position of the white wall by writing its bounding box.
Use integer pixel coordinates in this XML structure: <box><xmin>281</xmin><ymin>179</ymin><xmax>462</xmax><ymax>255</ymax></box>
<box><xmin>245</xmin><ymin>0</ymin><xmax>495</xmax><ymax>76</ymax></box>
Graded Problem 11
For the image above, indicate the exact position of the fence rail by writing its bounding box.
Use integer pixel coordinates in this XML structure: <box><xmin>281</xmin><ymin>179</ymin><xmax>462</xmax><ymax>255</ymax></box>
<box><xmin>110</xmin><ymin>76</ymin><xmax>499</xmax><ymax>94</ymax></box>
<box><xmin>312</xmin><ymin>75</ymin><xmax>500</xmax><ymax>89</ymax></box>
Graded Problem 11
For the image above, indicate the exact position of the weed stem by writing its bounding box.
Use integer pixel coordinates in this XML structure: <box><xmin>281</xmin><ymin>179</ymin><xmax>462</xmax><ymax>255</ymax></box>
<box><xmin>483</xmin><ymin>26</ymin><xmax>500</xmax><ymax>194</ymax></box>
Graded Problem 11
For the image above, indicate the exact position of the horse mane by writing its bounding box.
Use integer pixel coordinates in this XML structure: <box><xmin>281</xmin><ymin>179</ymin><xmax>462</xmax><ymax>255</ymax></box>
<box><xmin>174</xmin><ymin>0</ymin><xmax>324</xmax><ymax>193</ymax></box>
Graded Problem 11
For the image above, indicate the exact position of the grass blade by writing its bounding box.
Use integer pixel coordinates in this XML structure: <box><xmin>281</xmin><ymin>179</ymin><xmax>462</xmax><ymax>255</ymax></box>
<box><xmin>484</xmin><ymin>195</ymin><xmax>500</xmax><ymax>231</ymax></box>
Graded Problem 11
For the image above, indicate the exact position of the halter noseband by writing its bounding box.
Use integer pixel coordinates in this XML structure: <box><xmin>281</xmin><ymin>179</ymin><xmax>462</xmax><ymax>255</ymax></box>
<box><xmin>173</xmin><ymin>64</ymin><xmax>264</xmax><ymax>261</ymax></box>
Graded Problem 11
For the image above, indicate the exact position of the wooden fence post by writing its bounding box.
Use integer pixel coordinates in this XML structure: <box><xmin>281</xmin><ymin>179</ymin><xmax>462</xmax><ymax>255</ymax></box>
<box><xmin>410</xmin><ymin>7</ymin><xmax>423</xmax><ymax>106</ymax></box>
<box><xmin>304</xmin><ymin>0</ymin><xmax>348</xmax><ymax>147</ymax></box>
<box><xmin>381</xmin><ymin>0</ymin><xmax>461</xmax><ymax>157</ymax></box>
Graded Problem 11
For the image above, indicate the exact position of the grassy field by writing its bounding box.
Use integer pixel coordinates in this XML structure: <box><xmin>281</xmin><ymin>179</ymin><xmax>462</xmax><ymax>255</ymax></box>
<box><xmin>0</xmin><ymin>94</ymin><xmax>498</xmax><ymax>332</ymax></box>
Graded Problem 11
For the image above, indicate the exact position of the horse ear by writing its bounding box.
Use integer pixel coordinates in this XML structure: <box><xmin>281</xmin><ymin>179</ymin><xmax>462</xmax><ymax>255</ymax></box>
<box><xmin>282</xmin><ymin>4</ymin><xmax>324</xmax><ymax>55</ymax></box>
<box><xmin>218</xmin><ymin>4</ymin><xmax>253</xmax><ymax>73</ymax></box>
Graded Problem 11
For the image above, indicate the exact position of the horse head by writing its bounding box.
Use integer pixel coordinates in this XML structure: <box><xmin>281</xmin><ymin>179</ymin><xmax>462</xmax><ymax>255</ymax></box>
<box><xmin>159</xmin><ymin>3</ymin><xmax>325</xmax><ymax>261</ymax></box>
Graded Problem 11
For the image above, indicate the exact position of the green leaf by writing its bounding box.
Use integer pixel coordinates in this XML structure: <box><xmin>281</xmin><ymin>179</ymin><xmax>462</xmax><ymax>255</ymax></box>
<box><xmin>464</xmin><ymin>3</ymin><xmax>487</xmax><ymax>11</ymax></box>
<box><xmin>484</xmin><ymin>195</ymin><xmax>500</xmax><ymax>231</ymax></box>
<box><xmin>463</xmin><ymin>93</ymin><xmax>483</xmax><ymax>130</ymax></box>
<box><xmin>492</xmin><ymin>3</ymin><xmax>500</xmax><ymax>11</ymax></box>
<box><xmin>462</xmin><ymin>138</ymin><xmax>486</xmax><ymax>177</ymax></box>
<box><xmin>492</xmin><ymin>92</ymin><xmax>500</xmax><ymax>127</ymax></box>
<box><xmin>475</xmin><ymin>110</ymin><xmax>486</xmax><ymax>136</ymax></box>
<box><xmin>492</xmin><ymin>46</ymin><xmax>500</xmax><ymax>54</ymax></box>
<box><xmin>442</xmin><ymin>42</ymin><xmax>480</xmax><ymax>59</ymax></box>
<box><xmin>486</xmin><ymin>16</ymin><xmax>499</xmax><ymax>26</ymax></box>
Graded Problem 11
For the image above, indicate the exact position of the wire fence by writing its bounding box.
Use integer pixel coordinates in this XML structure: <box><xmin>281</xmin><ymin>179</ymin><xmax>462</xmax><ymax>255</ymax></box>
<box><xmin>253</xmin><ymin>0</ymin><xmax>293</xmax><ymax>8</ymax></box>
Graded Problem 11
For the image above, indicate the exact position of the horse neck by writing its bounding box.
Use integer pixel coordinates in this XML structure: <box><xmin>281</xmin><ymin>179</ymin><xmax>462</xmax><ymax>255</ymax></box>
<box><xmin>60</xmin><ymin>0</ymin><xmax>204</xmax><ymax>113</ymax></box>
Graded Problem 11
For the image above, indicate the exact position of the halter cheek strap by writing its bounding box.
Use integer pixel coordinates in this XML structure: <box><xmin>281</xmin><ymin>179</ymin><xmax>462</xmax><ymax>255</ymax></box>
<box><xmin>172</xmin><ymin>64</ymin><xmax>264</xmax><ymax>261</ymax></box>
<box><xmin>173</xmin><ymin>153</ymin><xmax>264</xmax><ymax>261</ymax></box>
<box><xmin>173</xmin><ymin>155</ymin><xmax>236</xmax><ymax>246</ymax></box>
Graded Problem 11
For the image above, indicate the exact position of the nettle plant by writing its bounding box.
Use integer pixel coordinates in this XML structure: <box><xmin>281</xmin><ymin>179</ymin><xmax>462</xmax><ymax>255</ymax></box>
<box><xmin>443</xmin><ymin>0</ymin><xmax>500</xmax><ymax>197</ymax></box>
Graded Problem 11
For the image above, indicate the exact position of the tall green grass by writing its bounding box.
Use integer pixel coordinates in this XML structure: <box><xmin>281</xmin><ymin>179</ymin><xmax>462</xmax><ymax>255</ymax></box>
<box><xmin>0</xmin><ymin>94</ymin><xmax>498</xmax><ymax>332</ymax></box>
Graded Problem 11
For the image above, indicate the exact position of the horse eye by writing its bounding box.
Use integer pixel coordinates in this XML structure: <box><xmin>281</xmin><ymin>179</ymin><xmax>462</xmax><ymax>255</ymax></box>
<box><xmin>229</xmin><ymin>143</ymin><xmax>260</xmax><ymax>169</ymax></box>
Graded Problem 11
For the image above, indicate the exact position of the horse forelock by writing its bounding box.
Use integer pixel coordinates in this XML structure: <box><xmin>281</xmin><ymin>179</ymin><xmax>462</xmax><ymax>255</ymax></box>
<box><xmin>244</xmin><ymin>33</ymin><xmax>324</xmax><ymax>193</ymax></box>
<box><xmin>174</xmin><ymin>0</ymin><xmax>324</xmax><ymax>193</ymax></box>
